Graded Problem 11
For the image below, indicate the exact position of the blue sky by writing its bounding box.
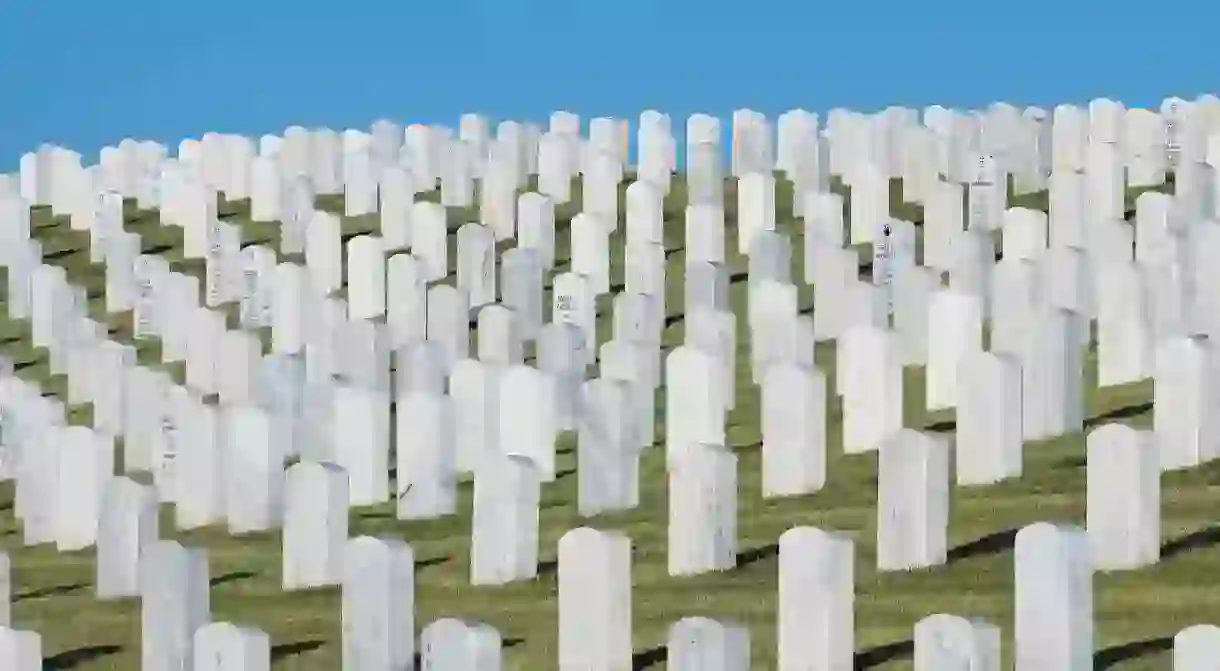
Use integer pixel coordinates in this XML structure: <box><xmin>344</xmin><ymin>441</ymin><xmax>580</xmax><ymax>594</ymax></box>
<box><xmin>1</xmin><ymin>0</ymin><xmax>1215</xmax><ymax>169</ymax></box>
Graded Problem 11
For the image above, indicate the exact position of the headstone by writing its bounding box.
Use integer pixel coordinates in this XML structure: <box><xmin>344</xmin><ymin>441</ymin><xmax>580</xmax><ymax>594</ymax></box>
<box><xmin>413</xmin><ymin>202</ymin><xmax>449</xmax><ymax>281</ymax></box>
<box><xmin>1086</xmin><ymin>424</ymin><xmax>1160</xmax><ymax>570</ymax></box>
<box><xmin>457</xmin><ymin>223</ymin><xmax>497</xmax><ymax>310</ymax></box>
<box><xmin>1014</xmin><ymin>523</ymin><xmax>1093</xmax><ymax>670</ymax></box>
<box><xmin>761</xmin><ymin>364</ymin><xmax>827</xmax><ymax>497</ymax></box>
<box><xmin>668</xmin><ymin>443</ymin><xmax>737</xmax><ymax>576</ymax></box>
<box><xmin>599</xmin><ymin>339</ymin><xmax>657</xmax><ymax>449</ymax></box>
<box><xmin>331</xmin><ymin>385</ymin><xmax>391</xmax><ymax>505</ymax></box>
<box><xmin>552</xmin><ymin>272</ymin><xmax>596</xmax><ymax>356</ymax></box>
<box><xmin>558</xmin><ymin>528</ymin><xmax>632</xmax><ymax>670</ymax></box>
<box><xmin>914</xmin><ymin>614</ymin><xmax>1001</xmax><ymax>671</ymax></box>
<box><xmin>347</xmin><ymin>235</ymin><xmax>387</xmax><ymax>321</ymax></box>
<box><xmin>737</xmin><ymin>172</ymin><xmax>776</xmax><ymax>253</ymax></box>
<box><xmin>218</xmin><ymin>330</ymin><xmax>261</xmax><ymax>407</ymax></box>
<box><xmin>477</xmin><ymin>305</ymin><xmax>522</xmax><ymax>365</ymax></box>
<box><xmin>283</xmin><ymin>461</ymin><xmax>349</xmax><ymax>589</ymax></box>
<box><xmin>925</xmin><ymin>289</ymin><xmax>983</xmax><ymax>411</ymax></box>
<box><xmin>839</xmin><ymin>326</ymin><xmax>904</xmax><ymax>454</ymax></box>
<box><xmin>667</xmin><ymin>617</ymin><xmax>750</xmax><ymax>671</ymax></box>
<box><xmin>426</xmin><ymin>285</ymin><xmax>470</xmax><ymax>369</ymax></box>
<box><xmin>448</xmin><ymin>358</ymin><xmax>501</xmax><ymax>473</ymax></box>
<box><xmin>55</xmin><ymin>426</ymin><xmax>114</xmax><ymax>551</ymax></box>
<box><xmin>395</xmin><ymin>391</ymin><xmax>457</xmax><ymax>520</ymax></box>
<box><xmin>18</xmin><ymin>419</ymin><xmax>61</xmax><ymax>546</ymax></box>
<box><xmin>0</xmin><ymin>554</ymin><xmax>9</xmax><ymax>626</ymax></box>
<box><xmin>576</xmin><ymin>379</ymin><xmax>639</xmax><ymax>516</ymax></box>
<box><xmin>386</xmin><ymin>254</ymin><xmax>427</xmax><ymax>349</ymax></box>
<box><xmin>175</xmin><ymin>402</ymin><xmax>225</xmax><ymax>529</ymax></box>
<box><xmin>224</xmin><ymin>405</ymin><xmax>284</xmax><ymax>534</ymax></box>
<box><xmin>141</xmin><ymin>541</ymin><xmax>211</xmax><ymax>671</ymax></box>
<box><xmin>342</xmin><ymin>536</ymin><xmax>415</xmax><ymax>671</ymax></box>
<box><xmin>517</xmin><ymin>193</ymin><xmax>556</xmax><ymax>268</ymax></box>
<box><xmin>393</xmin><ymin>342</ymin><xmax>448</xmax><ymax>398</ymax></box>
<box><xmin>378</xmin><ymin>165</ymin><xmax>414</xmax><ymax>250</ymax></box>
<box><xmin>500</xmin><ymin>248</ymin><xmax>543</xmax><ymax>340</ymax></box>
<box><xmin>877</xmin><ymin>430</ymin><xmax>950</xmax><ymax>571</ymax></box>
<box><xmin>97</xmin><ymin>476</ymin><xmax>159</xmax><ymax>599</ymax></box>
<box><xmin>1020</xmin><ymin>307</ymin><xmax>1085</xmax><ymax>441</ymax></box>
<box><xmin>537</xmin><ymin>322</ymin><xmax>589</xmax><ymax>432</ymax></box>
<box><xmin>193</xmin><ymin>622</ymin><xmax>271</xmax><ymax>671</ymax></box>
<box><xmin>1174</xmin><ymin>624</ymin><xmax>1220</xmax><ymax>670</ymax></box>
<box><xmin>664</xmin><ymin>347</ymin><xmax>726</xmax><ymax>467</ymax></box>
<box><xmin>1155</xmin><ymin>336</ymin><xmax>1220</xmax><ymax>470</ymax></box>
<box><xmin>0</xmin><ymin>628</ymin><xmax>40</xmax><ymax>670</ymax></box>
<box><xmin>420</xmin><ymin>619</ymin><xmax>502</xmax><ymax>671</ymax></box>
<box><xmin>499</xmin><ymin>365</ymin><xmax>558</xmax><ymax>482</ymax></box>
<box><xmin>470</xmin><ymin>455</ymin><xmax>540</xmax><ymax>585</ymax></box>
<box><xmin>686</xmin><ymin>204</ymin><xmax>726</xmax><ymax>266</ymax></box>
<box><xmin>777</xmin><ymin>527</ymin><xmax>854</xmax><ymax>670</ymax></box>
<box><xmin>306</xmin><ymin>211</ymin><xmax>343</xmax><ymax>295</ymax></box>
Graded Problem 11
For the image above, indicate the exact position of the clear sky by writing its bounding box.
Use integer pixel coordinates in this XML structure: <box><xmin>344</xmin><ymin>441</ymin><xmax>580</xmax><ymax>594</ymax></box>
<box><xmin>1</xmin><ymin>0</ymin><xmax>1215</xmax><ymax>169</ymax></box>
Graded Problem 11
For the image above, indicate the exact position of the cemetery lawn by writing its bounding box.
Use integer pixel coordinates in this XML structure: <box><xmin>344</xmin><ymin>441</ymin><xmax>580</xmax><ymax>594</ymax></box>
<box><xmin>1</xmin><ymin>174</ymin><xmax>1213</xmax><ymax>670</ymax></box>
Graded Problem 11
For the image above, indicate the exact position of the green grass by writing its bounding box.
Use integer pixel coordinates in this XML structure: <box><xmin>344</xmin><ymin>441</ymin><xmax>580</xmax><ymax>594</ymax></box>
<box><xmin>0</xmin><ymin>169</ymin><xmax>1212</xmax><ymax>670</ymax></box>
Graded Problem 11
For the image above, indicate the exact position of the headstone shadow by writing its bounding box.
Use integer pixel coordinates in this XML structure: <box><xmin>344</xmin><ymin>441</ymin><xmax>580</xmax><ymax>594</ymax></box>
<box><xmin>631</xmin><ymin>644</ymin><xmax>667</xmax><ymax>669</ymax></box>
<box><xmin>209</xmin><ymin>570</ymin><xmax>257</xmax><ymax>588</ymax></box>
<box><xmin>735</xmin><ymin>543</ymin><xmax>779</xmax><ymax>569</ymax></box>
<box><xmin>1094</xmin><ymin>636</ymin><xmax>1173</xmax><ymax>668</ymax></box>
<box><xmin>854</xmin><ymin>639</ymin><xmax>913</xmax><ymax>668</ymax></box>
<box><xmin>1084</xmin><ymin>401</ymin><xmax>1154</xmax><ymax>429</ymax></box>
<box><xmin>946</xmin><ymin>528</ymin><xmax>1019</xmax><ymax>564</ymax></box>
<box><xmin>44</xmin><ymin>644</ymin><xmax>122</xmax><ymax>670</ymax></box>
<box><xmin>1161</xmin><ymin>526</ymin><xmax>1220</xmax><ymax>559</ymax></box>
<box><xmin>15</xmin><ymin>581</ymin><xmax>89</xmax><ymax>602</ymax></box>
<box><xmin>269</xmin><ymin>639</ymin><xmax>326</xmax><ymax>661</ymax></box>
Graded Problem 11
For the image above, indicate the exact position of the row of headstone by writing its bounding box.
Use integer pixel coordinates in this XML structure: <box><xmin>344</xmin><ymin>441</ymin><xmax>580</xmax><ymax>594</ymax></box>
<box><xmin>27</xmin><ymin>96</ymin><xmax>1209</xmax><ymax>212</ymax></box>
<box><xmin>6</xmin><ymin>517</ymin><xmax>1220</xmax><ymax>669</ymax></box>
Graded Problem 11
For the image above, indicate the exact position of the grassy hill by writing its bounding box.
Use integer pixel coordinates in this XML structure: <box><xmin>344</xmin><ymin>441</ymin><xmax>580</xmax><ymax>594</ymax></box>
<box><xmin>0</xmin><ymin>169</ymin><xmax>1212</xmax><ymax>670</ymax></box>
